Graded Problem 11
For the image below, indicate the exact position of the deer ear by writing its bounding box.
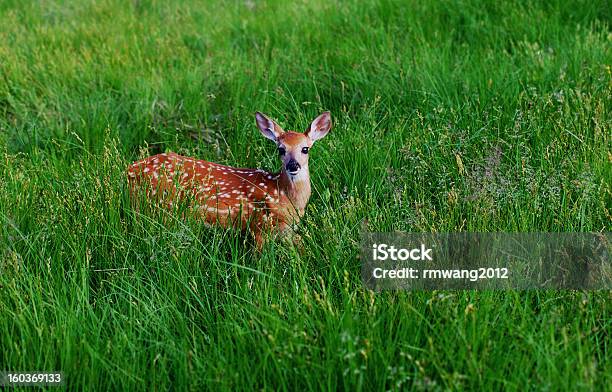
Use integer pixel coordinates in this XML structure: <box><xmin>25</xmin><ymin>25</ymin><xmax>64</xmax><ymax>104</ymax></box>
<box><xmin>305</xmin><ymin>111</ymin><xmax>332</xmax><ymax>142</ymax></box>
<box><xmin>255</xmin><ymin>112</ymin><xmax>284</xmax><ymax>142</ymax></box>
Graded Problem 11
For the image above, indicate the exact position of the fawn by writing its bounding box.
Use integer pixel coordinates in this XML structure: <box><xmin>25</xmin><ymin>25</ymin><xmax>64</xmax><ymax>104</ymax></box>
<box><xmin>127</xmin><ymin>111</ymin><xmax>332</xmax><ymax>248</ymax></box>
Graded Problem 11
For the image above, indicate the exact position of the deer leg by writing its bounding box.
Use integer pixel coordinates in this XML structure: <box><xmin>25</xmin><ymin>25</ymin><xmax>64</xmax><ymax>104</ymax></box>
<box><xmin>254</xmin><ymin>231</ymin><xmax>266</xmax><ymax>251</ymax></box>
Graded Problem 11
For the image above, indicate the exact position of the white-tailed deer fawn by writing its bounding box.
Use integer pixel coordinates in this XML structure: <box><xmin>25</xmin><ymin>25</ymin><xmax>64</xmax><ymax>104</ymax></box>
<box><xmin>127</xmin><ymin>111</ymin><xmax>332</xmax><ymax>248</ymax></box>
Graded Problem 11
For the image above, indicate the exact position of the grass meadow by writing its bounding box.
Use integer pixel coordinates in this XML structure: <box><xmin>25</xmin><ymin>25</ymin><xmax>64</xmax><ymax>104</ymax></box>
<box><xmin>1</xmin><ymin>0</ymin><xmax>611</xmax><ymax>390</ymax></box>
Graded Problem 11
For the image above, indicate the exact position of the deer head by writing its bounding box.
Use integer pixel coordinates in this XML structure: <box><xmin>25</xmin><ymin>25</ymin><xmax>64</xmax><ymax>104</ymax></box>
<box><xmin>255</xmin><ymin>111</ymin><xmax>332</xmax><ymax>181</ymax></box>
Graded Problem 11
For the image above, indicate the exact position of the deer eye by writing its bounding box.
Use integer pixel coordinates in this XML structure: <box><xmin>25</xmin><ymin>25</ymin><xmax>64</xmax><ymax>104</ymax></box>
<box><xmin>301</xmin><ymin>147</ymin><xmax>309</xmax><ymax>154</ymax></box>
<box><xmin>278</xmin><ymin>147</ymin><xmax>286</xmax><ymax>156</ymax></box>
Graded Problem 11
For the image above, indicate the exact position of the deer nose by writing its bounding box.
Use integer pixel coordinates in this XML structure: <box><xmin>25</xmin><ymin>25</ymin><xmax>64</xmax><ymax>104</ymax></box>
<box><xmin>286</xmin><ymin>160</ymin><xmax>301</xmax><ymax>174</ymax></box>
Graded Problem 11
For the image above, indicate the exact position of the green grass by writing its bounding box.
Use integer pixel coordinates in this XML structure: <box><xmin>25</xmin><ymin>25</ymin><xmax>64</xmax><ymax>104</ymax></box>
<box><xmin>0</xmin><ymin>0</ymin><xmax>611</xmax><ymax>390</ymax></box>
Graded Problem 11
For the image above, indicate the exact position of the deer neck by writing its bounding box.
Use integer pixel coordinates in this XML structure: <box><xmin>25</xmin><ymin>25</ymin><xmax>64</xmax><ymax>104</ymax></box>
<box><xmin>279</xmin><ymin>167</ymin><xmax>311</xmax><ymax>216</ymax></box>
